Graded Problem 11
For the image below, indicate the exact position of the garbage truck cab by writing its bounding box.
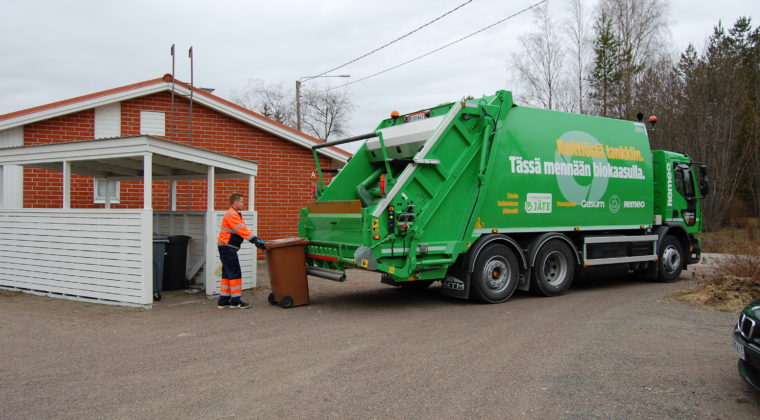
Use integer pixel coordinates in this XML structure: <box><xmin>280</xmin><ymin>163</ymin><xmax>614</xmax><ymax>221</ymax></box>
<box><xmin>298</xmin><ymin>90</ymin><xmax>708</xmax><ymax>303</ymax></box>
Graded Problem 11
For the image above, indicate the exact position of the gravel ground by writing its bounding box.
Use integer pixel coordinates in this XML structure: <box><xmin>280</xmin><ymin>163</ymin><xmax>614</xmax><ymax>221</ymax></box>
<box><xmin>0</xmin><ymin>260</ymin><xmax>758</xmax><ymax>419</ymax></box>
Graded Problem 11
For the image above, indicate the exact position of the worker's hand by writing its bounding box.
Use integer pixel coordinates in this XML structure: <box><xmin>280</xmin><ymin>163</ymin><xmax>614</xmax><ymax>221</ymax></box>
<box><xmin>250</xmin><ymin>237</ymin><xmax>267</xmax><ymax>249</ymax></box>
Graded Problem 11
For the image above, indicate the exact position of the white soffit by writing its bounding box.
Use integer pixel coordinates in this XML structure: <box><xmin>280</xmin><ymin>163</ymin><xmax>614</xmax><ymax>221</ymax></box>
<box><xmin>0</xmin><ymin>136</ymin><xmax>258</xmax><ymax>180</ymax></box>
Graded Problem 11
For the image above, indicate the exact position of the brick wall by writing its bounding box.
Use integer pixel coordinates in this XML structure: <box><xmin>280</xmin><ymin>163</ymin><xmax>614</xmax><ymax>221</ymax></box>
<box><xmin>22</xmin><ymin>91</ymin><xmax>338</xmax><ymax>242</ymax></box>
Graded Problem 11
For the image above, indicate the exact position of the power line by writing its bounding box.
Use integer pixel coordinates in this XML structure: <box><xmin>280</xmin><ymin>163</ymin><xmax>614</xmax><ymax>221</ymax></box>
<box><xmin>319</xmin><ymin>0</ymin><xmax>547</xmax><ymax>93</ymax></box>
<box><xmin>307</xmin><ymin>0</ymin><xmax>474</xmax><ymax>81</ymax></box>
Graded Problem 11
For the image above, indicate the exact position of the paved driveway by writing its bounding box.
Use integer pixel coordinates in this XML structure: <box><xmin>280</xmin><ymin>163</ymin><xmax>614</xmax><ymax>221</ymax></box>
<box><xmin>0</xmin><ymin>262</ymin><xmax>758</xmax><ymax>419</ymax></box>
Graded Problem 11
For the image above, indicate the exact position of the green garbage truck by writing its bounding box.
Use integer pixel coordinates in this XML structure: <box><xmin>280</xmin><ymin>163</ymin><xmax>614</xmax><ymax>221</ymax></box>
<box><xmin>299</xmin><ymin>90</ymin><xmax>709</xmax><ymax>303</ymax></box>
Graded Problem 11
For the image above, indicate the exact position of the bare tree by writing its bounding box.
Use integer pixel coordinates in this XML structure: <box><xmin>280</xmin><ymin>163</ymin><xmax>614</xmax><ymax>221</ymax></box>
<box><xmin>231</xmin><ymin>79</ymin><xmax>295</xmax><ymax>126</ymax></box>
<box><xmin>564</xmin><ymin>0</ymin><xmax>591</xmax><ymax>114</ymax></box>
<box><xmin>599</xmin><ymin>0</ymin><xmax>669</xmax><ymax>65</ymax></box>
<box><xmin>511</xmin><ymin>2</ymin><xmax>566</xmax><ymax>110</ymax></box>
<box><xmin>300</xmin><ymin>86</ymin><xmax>355</xmax><ymax>141</ymax></box>
<box><xmin>598</xmin><ymin>0</ymin><xmax>669</xmax><ymax>119</ymax></box>
<box><xmin>231</xmin><ymin>79</ymin><xmax>355</xmax><ymax>140</ymax></box>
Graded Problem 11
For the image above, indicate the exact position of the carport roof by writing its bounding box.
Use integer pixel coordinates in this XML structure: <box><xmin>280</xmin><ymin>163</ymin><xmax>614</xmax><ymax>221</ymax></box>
<box><xmin>0</xmin><ymin>135</ymin><xmax>258</xmax><ymax>181</ymax></box>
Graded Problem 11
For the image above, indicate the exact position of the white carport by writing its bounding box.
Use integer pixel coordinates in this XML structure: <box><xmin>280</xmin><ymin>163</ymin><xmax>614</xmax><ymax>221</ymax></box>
<box><xmin>0</xmin><ymin>135</ymin><xmax>258</xmax><ymax>307</ymax></box>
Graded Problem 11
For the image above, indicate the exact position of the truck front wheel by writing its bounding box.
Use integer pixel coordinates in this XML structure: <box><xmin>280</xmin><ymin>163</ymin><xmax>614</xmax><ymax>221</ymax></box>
<box><xmin>658</xmin><ymin>236</ymin><xmax>684</xmax><ymax>282</ymax></box>
<box><xmin>531</xmin><ymin>240</ymin><xmax>575</xmax><ymax>296</ymax></box>
<box><xmin>470</xmin><ymin>244</ymin><xmax>519</xmax><ymax>303</ymax></box>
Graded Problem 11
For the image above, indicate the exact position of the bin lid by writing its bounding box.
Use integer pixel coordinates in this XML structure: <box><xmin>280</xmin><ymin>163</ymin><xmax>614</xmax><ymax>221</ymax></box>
<box><xmin>264</xmin><ymin>237</ymin><xmax>310</xmax><ymax>249</ymax></box>
<box><xmin>152</xmin><ymin>234</ymin><xmax>169</xmax><ymax>243</ymax></box>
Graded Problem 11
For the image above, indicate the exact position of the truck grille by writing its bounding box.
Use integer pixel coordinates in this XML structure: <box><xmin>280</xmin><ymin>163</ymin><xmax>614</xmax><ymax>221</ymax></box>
<box><xmin>738</xmin><ymin>314</ymin><xmax>757</xmax><ymax>340</ymax></box>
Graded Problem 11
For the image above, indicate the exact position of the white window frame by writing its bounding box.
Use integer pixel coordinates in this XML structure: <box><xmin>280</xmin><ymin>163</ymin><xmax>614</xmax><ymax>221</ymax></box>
<box><xmin>93</xmin><ymin>179</ymin><xmax>120</xmax><ymax>204</ymax></box>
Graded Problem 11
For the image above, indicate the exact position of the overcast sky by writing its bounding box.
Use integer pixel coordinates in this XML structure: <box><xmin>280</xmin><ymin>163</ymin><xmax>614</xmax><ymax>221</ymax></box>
<box><xmin>1</xmin><ymin>0</ymin><xmax>758</xmax><ymax>152</ymax></box>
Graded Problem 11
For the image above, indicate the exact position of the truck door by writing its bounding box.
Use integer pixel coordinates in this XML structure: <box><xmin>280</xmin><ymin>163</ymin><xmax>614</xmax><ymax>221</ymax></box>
<box><xmin>673</xmin><ymin>162</ymin><xmax>698</xmax><ymax>227</ymax></box>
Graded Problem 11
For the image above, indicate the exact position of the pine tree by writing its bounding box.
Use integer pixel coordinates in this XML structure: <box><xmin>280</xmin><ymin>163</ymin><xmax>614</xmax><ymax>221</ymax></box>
<box><xmin>588</xmin><ymin>12</ymin><xmax>631</xmax><ymax>118</ymax></box>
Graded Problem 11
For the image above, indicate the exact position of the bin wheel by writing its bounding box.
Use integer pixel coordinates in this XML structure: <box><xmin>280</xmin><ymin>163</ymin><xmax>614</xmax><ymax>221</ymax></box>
<box><xmin>267</xmin><ymin>292</ymin><xmax>277</xmax><ymax>305</ymax></box>
<box><xmin>280</xmin><ymin>296</ymin><xmax>293</xmax><ymax>309</ymax></box>
<box><xmin>153</xmin><ymin>292</ymin><xmax>161</xmax><ymax>301</ymax></box>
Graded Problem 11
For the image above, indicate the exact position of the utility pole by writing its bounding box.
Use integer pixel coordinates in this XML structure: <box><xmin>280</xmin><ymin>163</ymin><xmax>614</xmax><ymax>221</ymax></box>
<box><xmin>296</xmin><ymin>79</ymin><xmax>302</xmax><ymax>132</ymax></box>
<box><xmin>295</xmin><ymin>74</ymin><xmax>350</xmax><ymax>133</ymax></box>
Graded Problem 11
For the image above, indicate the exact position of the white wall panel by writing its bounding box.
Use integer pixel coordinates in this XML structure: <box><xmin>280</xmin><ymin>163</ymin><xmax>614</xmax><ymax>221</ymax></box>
<box><xmin>0</xmin><ymin>127</ymin><xmax>23</xmax><ymax>208</ymax></box>
<box><xmin>0</xmin><ymin>210</ymin><xmax>151</xmax><ymax>306</ymax></box>
<box><xmin>140</xmin><ymin>111</ymin><xmax>165</xmax><ymax>136</ymax></box>
<box><xmin>94</xmin><ymin>103</ymin><xmax>121</xmax><ymax>138</ymax></box>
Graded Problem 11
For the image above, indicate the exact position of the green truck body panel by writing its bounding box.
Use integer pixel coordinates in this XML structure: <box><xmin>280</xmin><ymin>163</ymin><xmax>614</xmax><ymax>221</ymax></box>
<box><xmin>298</xmin><ymin>90</ymin><xmax>704</xmax><ymax>284</ymax></box>
<box><xmin>477</xmin><ymin>105</ymin><xmax>653</xmax><ymax>234</ymax></box>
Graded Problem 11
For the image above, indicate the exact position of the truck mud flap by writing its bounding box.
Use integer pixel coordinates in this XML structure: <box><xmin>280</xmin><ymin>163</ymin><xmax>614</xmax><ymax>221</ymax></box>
<box><xmin>441</xmin><ymin>275</ymin><xmax>469</xmax><ymax>299</ymax></box>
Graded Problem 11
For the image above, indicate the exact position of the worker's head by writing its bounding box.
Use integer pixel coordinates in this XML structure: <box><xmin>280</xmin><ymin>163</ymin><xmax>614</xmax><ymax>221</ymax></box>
<box><xmin>229</xmin><ymin>193</ymin><xmax>245</xmax><ymax>210</ymax></box>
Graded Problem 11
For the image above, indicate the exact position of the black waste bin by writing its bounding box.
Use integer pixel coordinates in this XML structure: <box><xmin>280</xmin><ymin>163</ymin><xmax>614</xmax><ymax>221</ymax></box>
<box><xmin>162</xmin><ymin>235</ymin><xmax>191</xmax><ymax>290</ymax></box>
<box><xmin>152</xmin><ymin>235</ymin><xmax>169</xmax><ymax>300</ymax></box>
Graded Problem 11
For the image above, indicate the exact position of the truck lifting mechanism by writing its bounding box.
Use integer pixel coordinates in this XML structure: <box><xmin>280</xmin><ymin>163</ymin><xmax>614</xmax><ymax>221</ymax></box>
<box><xmin>299</xmin><ymin>90</ymin><xmax>709</xmax><ymax>303</ymax></box>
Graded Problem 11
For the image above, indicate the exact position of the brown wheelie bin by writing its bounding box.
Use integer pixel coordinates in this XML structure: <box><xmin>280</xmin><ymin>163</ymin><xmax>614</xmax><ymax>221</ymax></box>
<box><xmin>264</xmin><ymin>237</ymin><xmax>310</xmax><ymax>308</ymax></box>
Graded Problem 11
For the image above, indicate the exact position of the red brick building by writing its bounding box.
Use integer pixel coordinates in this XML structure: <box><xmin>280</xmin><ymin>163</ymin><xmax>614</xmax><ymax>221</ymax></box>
<box><xmin>0</xmin><ymin>75</ymin><xmax>350</xmax><ymax>241</ymax></box>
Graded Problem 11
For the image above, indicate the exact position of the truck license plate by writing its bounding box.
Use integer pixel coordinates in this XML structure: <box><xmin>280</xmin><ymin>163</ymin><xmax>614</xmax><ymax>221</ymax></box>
<box><xmin>734</xmin><ymin>337</ymin><xmax>746</xmax><ymax>361</ymax></box>
<box><xmin>405</xmin><ymin>111</ymin><xmax>427</xmax><ymax>122</ymax></box>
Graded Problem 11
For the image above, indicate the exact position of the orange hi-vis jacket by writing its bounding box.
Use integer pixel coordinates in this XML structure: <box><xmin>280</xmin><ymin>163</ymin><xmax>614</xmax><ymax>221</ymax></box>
<box><xmin>217</xmin><ymin>207</ymin><xmax>255</xmax><ymax>250</ymax></box>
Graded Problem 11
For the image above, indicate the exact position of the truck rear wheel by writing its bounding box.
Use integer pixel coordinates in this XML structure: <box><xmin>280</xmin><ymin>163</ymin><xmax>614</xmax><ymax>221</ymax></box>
<box><xmin>470</xmin><ymin>244</ymin><xmax>519</xmax><ymax>303</ymax></box>
<box><xmin>657</xmin><ymin>236</ymin><xmax>684</xmax><ymax>282</ymax></box>
<box><xmin>531</xmin><ymin>240</ymin><xmax>575</xmax><ymax>297</ymax></box>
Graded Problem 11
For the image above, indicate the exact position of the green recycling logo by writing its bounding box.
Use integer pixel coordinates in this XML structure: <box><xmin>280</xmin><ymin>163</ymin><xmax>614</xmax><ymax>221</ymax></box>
<box><xmin>608</xmin><ymin>195</ymin><xmax>621</xmax><ymax>213</ymax></box>
<box><xmin>555</xmin><ymin>131</ymin><xmax>609</xmax><ymax>204</ymax></box>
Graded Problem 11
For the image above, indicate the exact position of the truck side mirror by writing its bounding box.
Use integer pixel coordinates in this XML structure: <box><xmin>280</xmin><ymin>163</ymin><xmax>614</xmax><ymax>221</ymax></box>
<box><xmin>698</xmin><ymin>165</ymin><xmax>709</xmax><ymax>196</ymax></box>
<box><xmin>699</xmin><ymin>179</ymin><xmax>710</xmax><ymax>197</ymax></box>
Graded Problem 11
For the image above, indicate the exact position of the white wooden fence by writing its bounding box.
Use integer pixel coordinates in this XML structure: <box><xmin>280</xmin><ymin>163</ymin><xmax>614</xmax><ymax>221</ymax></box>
<box><xmin>0</xmin><ymin>209</ymin><xmax>257</xmax><ymax>307</ymax></box>
<box><xmin>0</xmin><ymin>209</ymin><xmax>152</xmax><ymax>306</ymax></box>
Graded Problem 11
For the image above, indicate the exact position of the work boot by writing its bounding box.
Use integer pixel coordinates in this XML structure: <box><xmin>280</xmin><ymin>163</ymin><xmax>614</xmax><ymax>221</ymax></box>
<box><xmin>229</xmin><ymin>299</ymin><xmax>251</xmax><ymax>309</ymax></box>
<box><xmin>217</xmin><ymin>296</ymin><xmax>230</xmax><ymax>309</ymax></box>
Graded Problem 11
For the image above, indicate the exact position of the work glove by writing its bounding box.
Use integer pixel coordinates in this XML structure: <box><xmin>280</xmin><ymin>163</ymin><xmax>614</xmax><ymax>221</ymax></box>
<box><xmin>250</xmin><ymin>237</ymin><xmax>267</xmax><ymax>249</ymax></box>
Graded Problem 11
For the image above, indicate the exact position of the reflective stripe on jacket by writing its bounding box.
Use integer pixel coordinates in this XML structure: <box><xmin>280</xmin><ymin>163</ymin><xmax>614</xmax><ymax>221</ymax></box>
<box><xmin>217</xmin><ymin>207</ymin><xmax>254</xmax><ymax>249</ymax></box>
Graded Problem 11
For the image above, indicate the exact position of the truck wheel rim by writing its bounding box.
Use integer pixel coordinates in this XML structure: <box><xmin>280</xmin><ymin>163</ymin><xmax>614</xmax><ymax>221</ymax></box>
<box><xmin>662</xmin><ymin>245</ymin><xmax>681</xmax><ymax>274</ymax></box>
<box><xmin>543</xmin><ymin>251</ymin><xmax>567</xmax><ymax>285</ymax></box>
<box><xmin>483</xmin><ymin>258</ymin><xmax>510</xmax><ymax>292</ymax></box>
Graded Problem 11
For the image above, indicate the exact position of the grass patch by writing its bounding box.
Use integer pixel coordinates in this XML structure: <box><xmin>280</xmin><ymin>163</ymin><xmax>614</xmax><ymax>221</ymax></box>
<box><xmin>671</xmin><ymin>255</ymin><xmax>760</xmax><ymax>312</ymax></box>
<box><xmin>700</xmin><ymin>218</ymin><xmax>760</xmax><ymax>256</ymax></box>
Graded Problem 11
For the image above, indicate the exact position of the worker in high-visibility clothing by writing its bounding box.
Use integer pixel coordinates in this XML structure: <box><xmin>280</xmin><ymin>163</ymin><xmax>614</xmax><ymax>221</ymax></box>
<box><xmin>217</xmin><ymin>193</ymin><xmax>266</xmax><ymax>309</ymax></box>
